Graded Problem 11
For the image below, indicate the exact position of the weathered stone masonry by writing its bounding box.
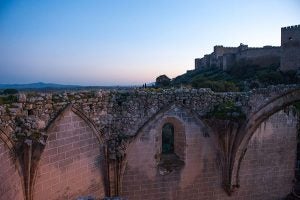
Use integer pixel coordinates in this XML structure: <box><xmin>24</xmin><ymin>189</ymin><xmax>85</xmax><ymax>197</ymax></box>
<box><xmin>0</xmin><ymin>85</ymin><xmax>300</xmax><ymax>200</ymax></box>
<box><xmin>194</xmin><ymin>25</ymin><xmax>300</xmax><ymax>72</ymax></box>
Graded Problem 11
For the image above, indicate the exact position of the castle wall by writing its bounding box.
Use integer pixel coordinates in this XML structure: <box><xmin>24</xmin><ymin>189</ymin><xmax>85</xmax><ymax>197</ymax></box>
<box><xmin>237</xmin><ymin>47</ymin><xmax>281</xmax><ymax>59</ymax></box>
<box><xmin>33</xmin><ymin>109</ymin><xmax>106</xmax><ymax>200</ymax></box>
<box><xmin>0</xmin><ymin>139</ymin><xmax>24</xmax><ymax>200</ymax></box>
<box><xmin>213</xmin><ymin>46</ymin><xmax>238</xmax><ymax>58</ymax></box>
<box><xmin>222</xmin><ymin>53</ymin><xmax>236</xmax><ymax>71</ymax></box>
<box><xmin>195</xmin><ymin>58</ymin><xmax>203</xmax><ymax>70</ymax></box>
<box><xmin>236</xmin><ymin>47</ymin><xmax>281</xmax><ymax>67</ymax></box>
<box><xmin>195</xmin><ymin>54</ymin><xmax>211</xmax><ymax>70</ymax></box>
<box><xmin>281</xmin><ymin>25</ymin><xmax>300</xmax><ymax>71</ymax></box>
<box><xmin>196</xmin><ymin>44</ymin><xmax>281</xmax><ymax>70</ymax></box>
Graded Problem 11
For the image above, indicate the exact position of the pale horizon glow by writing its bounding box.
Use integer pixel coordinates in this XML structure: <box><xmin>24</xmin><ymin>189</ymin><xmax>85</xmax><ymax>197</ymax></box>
<box><xmin>0</xmin><ymin>0</ymin><xmax>299</xmax><ymax>86</ymax></box>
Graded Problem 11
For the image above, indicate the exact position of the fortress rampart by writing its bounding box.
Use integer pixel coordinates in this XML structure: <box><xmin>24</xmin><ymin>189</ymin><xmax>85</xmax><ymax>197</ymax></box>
<box><xmin>195</xmin><ymin>25</ymin><xmax>300</xmax><ymax>71</ymax></box>
<box><xmin>281</xmin><ymin>25</ymin><xmax>300</xmax><ymax>71</ymax></box>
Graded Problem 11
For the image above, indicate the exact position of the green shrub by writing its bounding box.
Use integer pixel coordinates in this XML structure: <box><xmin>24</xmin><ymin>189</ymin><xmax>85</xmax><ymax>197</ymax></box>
<box><xmin>281</xmin><ymin>70</ymin><xmax>299</xmax><ymax>84</ymax></box>
<box><xmin>191</xmin><ymin>77</ymin><xmax>239</xmax><ymax>92</ymax></box>
<box><xmin>257</xmin><ymin>71</ymin><xmax>283</xmax><ymax>84</ymax></box>
<box><xmin>206</xmin><ymin>101</ymin><xmax>246</xmax><ymax>120</ymax></box>
<box><xmin>172</xmin><ymin>60</ymin><xmax>296</xmax><ymax>91</ymax></box>
<box><xmin>0</xmin><ymin>95</ymin><xmax>18</xmax><ymax>104</ymax></box>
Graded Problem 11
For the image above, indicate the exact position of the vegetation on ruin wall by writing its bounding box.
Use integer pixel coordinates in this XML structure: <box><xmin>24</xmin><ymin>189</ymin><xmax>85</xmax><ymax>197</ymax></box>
<box><xmin>206</xmin><ymin>101</ymin><xmax>246</xmax><ymax>120</ymax></box>
<box><xmin>294</xmin><ymin>102</ymin><xmax>300</xmax><ymax>113</ymax></box>
<box><xmin>0</xmin><ymin>95</ymin><xmax>18</xmax><ymax>104</ymax></box>
<box><xmin>172</xmin><ymin>64</ymin><xmax>300</xmax><ymax>92</ymax></box>
<box><xmin>0</xmin><ymin>89</ymin><xmax>18</xmax><ymax>105</ymax></box>
<box><xmin>12</xmin><ymin>131</ymin><xmax>44</xmax><ymax>145</ymax></box>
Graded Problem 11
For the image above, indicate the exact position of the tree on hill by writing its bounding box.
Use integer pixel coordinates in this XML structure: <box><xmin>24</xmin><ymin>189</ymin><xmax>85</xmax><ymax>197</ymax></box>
<box><xmin>156</xmin><ymin>75</ymin><xmax>171</xmax><ymax>87</ymax></box>
<box><xmin>3</xmin><ymin>88</ymin><xmax>18</xmax><ymax>95</ymax></box>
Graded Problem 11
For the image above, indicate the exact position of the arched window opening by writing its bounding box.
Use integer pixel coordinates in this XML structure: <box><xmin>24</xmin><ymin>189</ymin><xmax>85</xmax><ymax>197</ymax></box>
<box><xmin>158</xmin><ymin>122</ymin><xmax>184</xmax><ymax>175</ymax></box>
<box><xmin>162</xmin><ymin>123</ymin><xmax>174</xmax><ymax>154</ymax></box>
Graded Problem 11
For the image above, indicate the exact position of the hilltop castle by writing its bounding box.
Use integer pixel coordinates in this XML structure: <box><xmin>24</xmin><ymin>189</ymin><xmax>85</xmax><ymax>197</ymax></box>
<box><xmin>195</xmin><ymin>25</ymin><xmax>300</xmax><ymax>72</ymax></box>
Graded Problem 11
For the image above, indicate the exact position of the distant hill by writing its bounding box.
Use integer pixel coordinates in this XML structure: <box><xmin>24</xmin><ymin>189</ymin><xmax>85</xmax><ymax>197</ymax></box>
<box><xmin>0</xmin><ymin>82</ymin><xmax>147</xmax><ymax>91</ymax></box>
<box><xmin>0</xmin><ymin>82</ymin><xmax>81</xmax><ymax>90</ymax></box>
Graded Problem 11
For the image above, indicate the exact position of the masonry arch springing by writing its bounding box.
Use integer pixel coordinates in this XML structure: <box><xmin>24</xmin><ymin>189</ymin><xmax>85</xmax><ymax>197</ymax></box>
<box><xmin>0</xmin><ymin>127</ymin><xmax>25</xmax><ymax>200</ymax></box>
<box><xmin>33</xmin><ymin>104</ymin><xmax>107</xmax><ymax>200</ymax></box>
<box><xmin>238</xmin><ymin>88</ymin><xmax>300</xmax><ymax>154</ymax></box>
<box><xmin>0</xmin><ymin>126</ymin><xmax>15</xmax><ymax>151</ymax></box>
<box><xmin>233</xmin><ymin>88</ymin><xmax>300</xmax><ymax>187</ymax></box>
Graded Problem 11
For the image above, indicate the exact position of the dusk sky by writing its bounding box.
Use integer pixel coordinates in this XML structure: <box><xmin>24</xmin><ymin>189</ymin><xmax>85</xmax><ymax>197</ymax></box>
<box><xmin>0</xmin><ymin>0</ymin><xmax>299</xmax><ymax>86</ymax></box>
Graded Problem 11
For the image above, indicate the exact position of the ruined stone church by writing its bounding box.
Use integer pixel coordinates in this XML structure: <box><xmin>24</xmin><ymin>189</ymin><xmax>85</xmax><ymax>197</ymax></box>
<box><xmin>0</xmin><ymin>25</ymin><xmax>300</xmax><ymax>200</ymax></box>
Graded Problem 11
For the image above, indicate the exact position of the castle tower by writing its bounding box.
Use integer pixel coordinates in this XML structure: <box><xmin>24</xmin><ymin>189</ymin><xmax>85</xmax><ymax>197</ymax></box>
<box><xmin>281</xmin><ymin>25</ymin><xmax>300</xmax><ymax>71</ymax></box>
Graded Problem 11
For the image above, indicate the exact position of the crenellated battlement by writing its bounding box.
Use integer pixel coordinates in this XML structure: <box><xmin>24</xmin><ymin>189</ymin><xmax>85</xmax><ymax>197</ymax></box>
<box><xmin>281</xmin><ymin>25</ymin><xmax>300</xmax><ymax>71</ymax></box>
<box><xmin>281</xmin><ymin>24</ymin><xmax>300</xmax><ymax>30</ymax></box>
<box><xmin>195</xmin><ymin>25</ymin><xmax>299</xmax><ymax>72</ymax></box>
<box><xmin>242</xmin><ymin>46</ymin><xmax>279</xmax><ymax>50</ymax></box>
<box><xmin>214</xmin><ymin>45</ymin><xmax>238</xmax><ymax>49</ymax></box>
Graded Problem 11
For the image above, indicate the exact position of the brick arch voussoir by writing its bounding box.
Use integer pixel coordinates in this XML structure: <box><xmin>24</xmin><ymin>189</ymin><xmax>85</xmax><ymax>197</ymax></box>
<box><xmin>233</xmin><ymin>88</ymin><xmax>300</xmax><ymax>186</ymax></box>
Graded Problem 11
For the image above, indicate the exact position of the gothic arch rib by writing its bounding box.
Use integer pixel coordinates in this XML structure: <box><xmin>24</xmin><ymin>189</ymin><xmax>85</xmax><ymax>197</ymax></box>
<box><xmin>120</xmin><ymin>102</ymin><xmax>216</xmax><ymax>189</ymax></box>
<box><xmin>0</xmin><ymin>126</ymin><xmax>15</xmax><ymax>151</ymax></box>
<box><xmin>126</xmin><ymin>102</ymin><xmax>214</xmax><ymax>156</ymax></box>
<box><xmin>0</xmin><ymin>126</ymin><xmax>25</xmax><ymax>200</ymax></box>
<box><xmin>233</xmin><ymin>87</ymin><xmax>300</xmax><ymax>187</ymax></box>
<box><xmin>237</xmin><ymin>88</ymin><xmax>300</xmax><ymax>156</ymax></box>
<box><xmin>32</xmin><ymin>104</ymin><xmax>107</xmax><ymax>200</ymax></box>
<box><xmin>132</xmin><ymin>102</ymin><xmax>212</xmax><ymax>140</ymax></box>
<box><xmin>46</xmin><ymin>104</ymin><xmax>104</xmax><ymax>144</ymax></box>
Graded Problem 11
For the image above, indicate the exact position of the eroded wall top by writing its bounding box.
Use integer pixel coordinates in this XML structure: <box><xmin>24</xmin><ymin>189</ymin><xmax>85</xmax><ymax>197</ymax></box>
<box><xmin>0</xmin><ymin>85</ymin><xmax>299</xmax><ymax>140</ymax></box>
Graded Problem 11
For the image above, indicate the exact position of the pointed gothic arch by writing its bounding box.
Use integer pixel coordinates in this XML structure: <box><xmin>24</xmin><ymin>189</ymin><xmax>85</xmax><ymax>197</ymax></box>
<box><xmin>32</xmin><ymin>104</ymin><xmax>107</xmax><ymax>200</ymax></box>
<box><xmin>232</xmin><ymin>88</ymin><xmax>300</xmax><ymax>188</ymax></box>
<box><xmin>120</xmin><ymin>103</ymin><xmax>217</xmax><ymax>198</ymax></box>
<box><xmin>0</xmin><ymin>126</ymin><xmax>25</xmax><ymax>200</ymax></box>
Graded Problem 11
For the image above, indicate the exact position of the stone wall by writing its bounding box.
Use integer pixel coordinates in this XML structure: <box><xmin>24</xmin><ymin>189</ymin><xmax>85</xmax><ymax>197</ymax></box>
<box><xmin>122</xmin><ymin>105</ymin><xmax>216</xmax><ymax>200</ymax></box>
<box><xmin>195</xmin><ymin>44</ymin><xmax>280</xmax><ymax>71</ymax></box>
<box><xmin>194</xmin><ymin>25</ymin><xmax>300</xmax><ymax>72</ymax></box>
<box><xmin>213</xmin><ymin>46</ymin><xmax>238</xmax><ymax>58</ymax></box>
<box><xmin>33</xmin><ymin>108</ymin><xmax>106</xmax><ymax>200</ymax></box>
<box><xmin>0</xmin><ymin>86</ymin><xmax>299</xmax><ymax>200</ymax></box>
<box><xmin>281</xmin><ymin>25</ymin><xmax>300</xmax><ymax>71</ymax></box>
<box><xmin>121</xmin><ymin>105</ymin><xmax>297</xmax><ymax>200</ymax></box>
<box><xmin>238</xmin><ymin>47</ymin><xmax>281</xmax><ymax>59</ymax></box>
<box><xmin>234</xmin><ymin>110</ymin><xmax>296</xmax><ymax>199</ymax></box>
<box><xmin>0</xmin><ymin>139</ymin><xmax>24</xmax><ymax>200</ymax></box>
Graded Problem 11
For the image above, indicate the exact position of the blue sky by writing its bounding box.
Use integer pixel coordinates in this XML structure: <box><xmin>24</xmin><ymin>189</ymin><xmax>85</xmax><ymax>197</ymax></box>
<box><xmin>0</xmin><ymin>0</ymin><xmax>299</xmax><ymax>86</ymax></box>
